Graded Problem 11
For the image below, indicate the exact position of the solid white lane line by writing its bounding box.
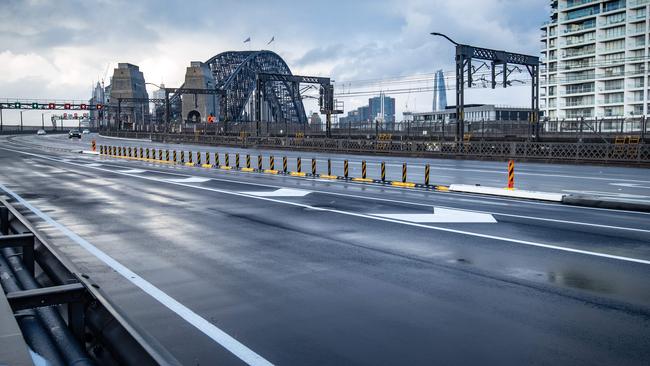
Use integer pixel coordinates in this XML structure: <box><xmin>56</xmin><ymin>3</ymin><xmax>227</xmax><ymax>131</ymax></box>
<box><xmin>8</xmin><ymin>152</ymin><xmax>649</xmax><ymax>266</ymax></box>
<box><xmin>0</xmin><ymin>184</ymin><xmax>273</xmax><ymax>366</ymax></box>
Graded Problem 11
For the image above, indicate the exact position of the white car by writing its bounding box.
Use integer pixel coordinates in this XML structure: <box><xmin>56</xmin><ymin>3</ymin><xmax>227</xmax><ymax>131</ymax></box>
<box><xmin>82</xmin><ymin>129</ymin><xmax>91</xmax><ymax>134</ymax></box>
<box><xmin>37</xmin><ymin>129</ymin><xmax>47</xmax><ymax>135</ymax></box>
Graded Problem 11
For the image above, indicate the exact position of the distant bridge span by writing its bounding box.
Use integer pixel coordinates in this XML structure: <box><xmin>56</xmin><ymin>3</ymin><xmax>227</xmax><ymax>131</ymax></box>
<box><xmin>172</xmin><ymin>50</ymin><xmax>308</xmax><ymax>124</ymax></box>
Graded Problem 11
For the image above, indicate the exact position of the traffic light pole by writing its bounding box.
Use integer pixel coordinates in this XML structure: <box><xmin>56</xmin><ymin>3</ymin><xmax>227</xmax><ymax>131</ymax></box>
<box><xmin>0</xmin><ymin>108</ymin><xmax>3</xmax><ymax>132</ymax></box>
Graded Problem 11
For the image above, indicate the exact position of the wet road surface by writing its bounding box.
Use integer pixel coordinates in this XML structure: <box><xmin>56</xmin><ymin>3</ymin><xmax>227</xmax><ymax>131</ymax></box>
<box><xmin>1</xmin><ymin>134</ymin><xmax>649</xmax><ymax>365</ymax></box>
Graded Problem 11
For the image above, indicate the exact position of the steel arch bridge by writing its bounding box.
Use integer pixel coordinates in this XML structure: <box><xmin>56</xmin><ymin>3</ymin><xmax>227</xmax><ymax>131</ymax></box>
<box><xmin>173</xmin><ymin>50</ymin><xmax>307</xmax><ymax>124</ymax></box>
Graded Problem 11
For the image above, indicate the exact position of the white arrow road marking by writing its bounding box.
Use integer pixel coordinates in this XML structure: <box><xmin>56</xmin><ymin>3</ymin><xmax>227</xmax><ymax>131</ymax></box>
<box><xmin>119</xmin><ymin>169</ymin><xmax>146</xmax><ymax>174</ymax></box>
<box><xmin>562</xmin><ymin>189</ymin><xmax>650</xmax><ymax>199</ymax></box>
<box><xmin>166</xmin><ymin>176</ymin><xmax>212</xmax><ymax>183</ymax></box>
<box><xmin>610</xmin><ymin>183</ymin><xmax>650</xmax><ymax>190</ymax></box>
<box><xmin>372</xmin><ymin>207</ymin><xmax>497</xmax><ymax>223</ymax></box>
<box><xmin>243</xmin><ymin>188</ymin><xmax>312</xmax><ymax>197</ymax></box>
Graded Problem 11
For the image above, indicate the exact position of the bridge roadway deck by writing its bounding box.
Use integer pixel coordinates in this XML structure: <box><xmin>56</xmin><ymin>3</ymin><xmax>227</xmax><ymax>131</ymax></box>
<box><xmin>12</xmin><ymin>133</ymin><xmax>650</xmax><ymax>204</ymax></box>
<box><xmin>0</xmin><ymin>134</ymin><xmax>649</xmax><ymax>365</ymax></box>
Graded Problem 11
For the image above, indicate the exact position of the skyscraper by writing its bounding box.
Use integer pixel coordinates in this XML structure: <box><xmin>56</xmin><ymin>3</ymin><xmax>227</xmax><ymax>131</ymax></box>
<box><xmin>541</xmin><ymin>0</ymin><xmax>649</xmax><ymax>119</ymax></box>
<box><xmin>432</xmin><ymin>69</ymin><xmax>447</xmax><ymax>112</ymax></box>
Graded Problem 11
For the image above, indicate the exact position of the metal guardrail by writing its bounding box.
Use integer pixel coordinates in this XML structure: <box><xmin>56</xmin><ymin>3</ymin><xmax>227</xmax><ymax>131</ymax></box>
<box><xmin>101</xmin><ymin>131</ymin><xmax>649</xmax><ymax>165</ymax></box>
<box><xmin>98</xmin><ymin>117</ymin><xmax>649</xmax><ymax>142</ymax></box>
<box><xmin>0</xmin><ymin>197</ymin><xmax>178</xmax><ymax>365</ymax></box>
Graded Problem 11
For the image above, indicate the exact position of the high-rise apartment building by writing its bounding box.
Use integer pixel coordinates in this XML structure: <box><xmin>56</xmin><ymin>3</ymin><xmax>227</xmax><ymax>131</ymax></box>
<box><xmin>541</xmin><ymin>0</ymin><xmax>649</xmax><ymax>119</ymax></box>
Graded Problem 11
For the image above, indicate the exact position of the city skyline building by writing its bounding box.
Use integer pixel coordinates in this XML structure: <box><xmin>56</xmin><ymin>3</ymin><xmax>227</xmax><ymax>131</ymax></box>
<box><xmin>432</xmin><ymin>69</ymin><xmax>448</xmax><ymax>112</ymax></box>
<box><xmin>540</xmin><ymin>0</ymin><xmax>650</xmax><ymax>119</ymax></box>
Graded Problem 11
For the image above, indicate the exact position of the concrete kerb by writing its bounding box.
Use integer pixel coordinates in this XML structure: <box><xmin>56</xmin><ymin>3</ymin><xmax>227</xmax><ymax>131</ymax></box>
<box><xmin>562</xmin><ymin>194</ymin><xmax>650</xmax><ymax>213</ymax></box>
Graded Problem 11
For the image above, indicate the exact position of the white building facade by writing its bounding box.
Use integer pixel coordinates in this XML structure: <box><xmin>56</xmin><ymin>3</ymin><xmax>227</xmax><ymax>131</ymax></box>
<box><xmin>541</xmin><ymin>0</ymin><xmax>649</xmax><ymax>119</ymax></box>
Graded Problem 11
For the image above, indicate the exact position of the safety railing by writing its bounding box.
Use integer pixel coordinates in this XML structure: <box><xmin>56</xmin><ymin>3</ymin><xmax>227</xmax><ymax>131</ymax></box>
<box><xmin>0</xmin><ymin>197</ymin><xmax>174</xmax><ymax>365</ymax></box>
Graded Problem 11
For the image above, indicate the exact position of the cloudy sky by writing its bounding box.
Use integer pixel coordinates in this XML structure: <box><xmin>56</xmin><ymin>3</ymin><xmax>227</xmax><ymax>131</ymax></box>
<box><xmin>1</xmin><ymin>0</ymin><xmax>548</xmax><ymax>125</ymax></box>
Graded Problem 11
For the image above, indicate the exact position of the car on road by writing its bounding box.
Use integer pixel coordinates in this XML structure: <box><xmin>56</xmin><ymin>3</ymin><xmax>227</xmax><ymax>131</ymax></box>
<box><xmin>36</xmin><ymin>129</ymin><xmax>47</xmax><ymax>135</ymax></box>
<box><xmin>82</xmin><ymin>129</ymin><xmax>91</xmax><ymax>134</ymax></box>
<box><xmin>68</xmin><ymin>129</ymin><xmax>82</xmax><ymax>139</ymax></box>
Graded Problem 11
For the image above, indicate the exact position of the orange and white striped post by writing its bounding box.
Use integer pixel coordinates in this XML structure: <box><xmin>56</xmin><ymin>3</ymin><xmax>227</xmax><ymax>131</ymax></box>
<box><xmin>507</xmin><ymin>160</ymin><xmax>515</xmax><ymax>189</ymax></box>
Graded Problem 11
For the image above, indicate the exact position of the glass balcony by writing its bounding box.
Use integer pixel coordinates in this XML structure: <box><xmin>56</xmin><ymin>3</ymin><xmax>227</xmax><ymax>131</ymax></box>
<box><xmin>560</xmin><ymin>0</ymin><xmax>598</xmax><ymax>10</ymax></box>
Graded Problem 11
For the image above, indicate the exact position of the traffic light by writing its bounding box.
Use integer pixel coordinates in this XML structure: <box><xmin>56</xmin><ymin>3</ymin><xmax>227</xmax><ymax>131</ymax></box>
<box><xmin>80</xmin><ymin>104</ymin><xmax>87</xmax><ymax>110</ymax></box>
<box><xmin>48</xmin><ymin>103</ymin><xmax>55</xmax><ymax>109</ymax></box>
<box><xmin>319</xmin><ymin>87</ymin><xmax>324</xmax><ymax>108</ymax></box>
<box><xmin>14</xmin><ymin>102</ymin><xmax>21</xmax><ymax>109</ymax></box>
<box><xmin>32</xmin><ymin>102</ymin><xmax>39</xmax><ymax>109</ymax></box>
<box><xmin>64</xmin><ymin>103</ymin><xmax>71</xmax><ymax>109</ymax></box>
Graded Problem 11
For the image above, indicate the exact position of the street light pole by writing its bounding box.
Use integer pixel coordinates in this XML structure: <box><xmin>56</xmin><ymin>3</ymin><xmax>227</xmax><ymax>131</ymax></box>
<box><xmin>20</xmin><ymin>111</ymin><xmax>24</xmax><ymax>131</ymax></box>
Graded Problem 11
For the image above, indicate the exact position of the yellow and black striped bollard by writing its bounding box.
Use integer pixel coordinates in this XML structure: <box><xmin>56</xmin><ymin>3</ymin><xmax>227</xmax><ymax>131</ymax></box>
<box><xmin>173</xmin><ymin>150</ymin><xmax>177</xmax><ymax>163</ymax></box>
<box><xmin>188</xmin><ymin>151</ymin><xmax>193</xmax><ymax>164</ymax></box>
<box><xmin>236</xmin><ymin>153</ymin><xmax>240</xmax><ymax>169</ymax></box>
<box><xmin>361</xmin><ymin>160</ymin><xmax>367</xmax><ymax>179</ymax></box>
<box><xmin>507</xmin><ymin>160</ymin><xmax>515</xmax><ymax>189</ymax></box>
<box><xmin>270</xmin><ymin>156</ymin><xmax>275</xmax><ymax>170</ymax></box>
<box><xmin>180</xmin><ymin>150</ymin><xmax>185</xmax><ymax>163</ymax></box>
<box><xmin>127</xmin><ymin>147</ymin><xmax>132</xmax><ymax>157</ymax></box>
<box><xmin>246</xmin><ymin>154</ymin><xmax>251</xmax><ymax>169</ymax></box>
<box><xmin>258</xmin><ymin>155</ymin><xmax>263</xmax><ymax>171</ymax></box>
<box><xmin>297</xmin><ymin>157</ymin><xmax>302</xmax><ymax>173</ymax></box>
<box><xmin>146</xmin><ymin>148</ymin><xmax>151</xmax><ymax>160</ymax></box>
<box><xmin>225</xmin><ymin>153</ymin><xmax>230</xmax><ymax>167</ymax></box>
<box><xmin>402</xmin><ymin>163</ymin><xmax>407</xmax><ymax>183</ymax></box>
<box><xmin>327</xmin><ymin>159</ymin><xmax>332</xmax><ymax>176</ymax></box>
<box><xmin>166</xmin><ymin>150</ymin><xmax>170</xmax><ymax>162</ymax></box>
<box><xmin>311</xmin><ymin>158</ymin><xmax>316</xmax><ymax>176</ymax></box>
<box><xmin>139</xmin><ymin>147</ymin><xmax>143</xmax><ymax>159</ymax></box>
<box><xmin>381</xmin><ymin>161</ymin><xmax>386</xmax><ymax>182</ymax></box>
<box><xmin>205</xmin><ymin>151</ymin><xmax>210</xmax><ymax>165</ymax></box>
<box><xmin>424</xmin><ymin>163</ymin><xmax>430</xmax><ymax>186</ymax></box>
<box><xmin>344</xmin><ymin>160</ymin><xmax>349</xmax><ymax>179</ymax></box>
<box><xmin>215</xmin><ymin>152</ymin><xmax>220</xmax><ymax>167</ymax></box>
<box><xmin>197</xmin><ymin>151</ymin><xmax>201</xmax><ymax>165</ymax></box>
<box><xmin>158</xmin><ymin>149</ymin><xmax>163</xmax><ymax>161</ymax></box>
<box><xmin>283</xmin><ymin>156</ymin><xmax>288</xmax><ymax>173</ymax></box>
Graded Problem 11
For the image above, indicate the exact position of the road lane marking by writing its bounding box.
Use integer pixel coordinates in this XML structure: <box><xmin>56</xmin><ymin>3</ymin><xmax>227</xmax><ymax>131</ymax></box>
<box><xmin>610</xmin><ymin>183</ymin><xmax>650</xmax><ymax>190</ymax></box>
<box><xmin>10</xmin><ymin>155</ymin><xmax>647</xmax><ymax>266</ymax></box>
<box><xmin>372</xmin><ymin>208</ymin><xmax>497</xmax><ymax>223</ymax></box>
<box><xmin>0</xmin><ymin>183</ymin><xmax>274</xmax><ymax>366</ymax></box>
<box><xmin>119</xmin><ymin>169</ymin><xmax>146</xmax><ymax>174</ymax></box>
<box><xmin>243</xmin><ymin>188</ymin><xmax>311</xmax><ymax>197</ymax></box>
<box><xmin>562</xmin><ymin>190</ymin><xmax>650</xmax><ymax>200</ymax></box>
<box><xmin>85</xmin><ymin>163</ymin><xmax>103</xmax><ymax>167</ymax></box>
<box><xmin>165</xmin><ymin>176</ymin><xmax>211</xmax><ymax>183</ymax></box>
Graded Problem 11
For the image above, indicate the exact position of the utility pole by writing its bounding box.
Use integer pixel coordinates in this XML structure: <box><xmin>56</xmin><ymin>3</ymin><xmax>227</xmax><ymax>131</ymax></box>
<box><xmin>20</xmin><ymin>111</ymin><xmax>23</xmax><ymax>131</ymax></box>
